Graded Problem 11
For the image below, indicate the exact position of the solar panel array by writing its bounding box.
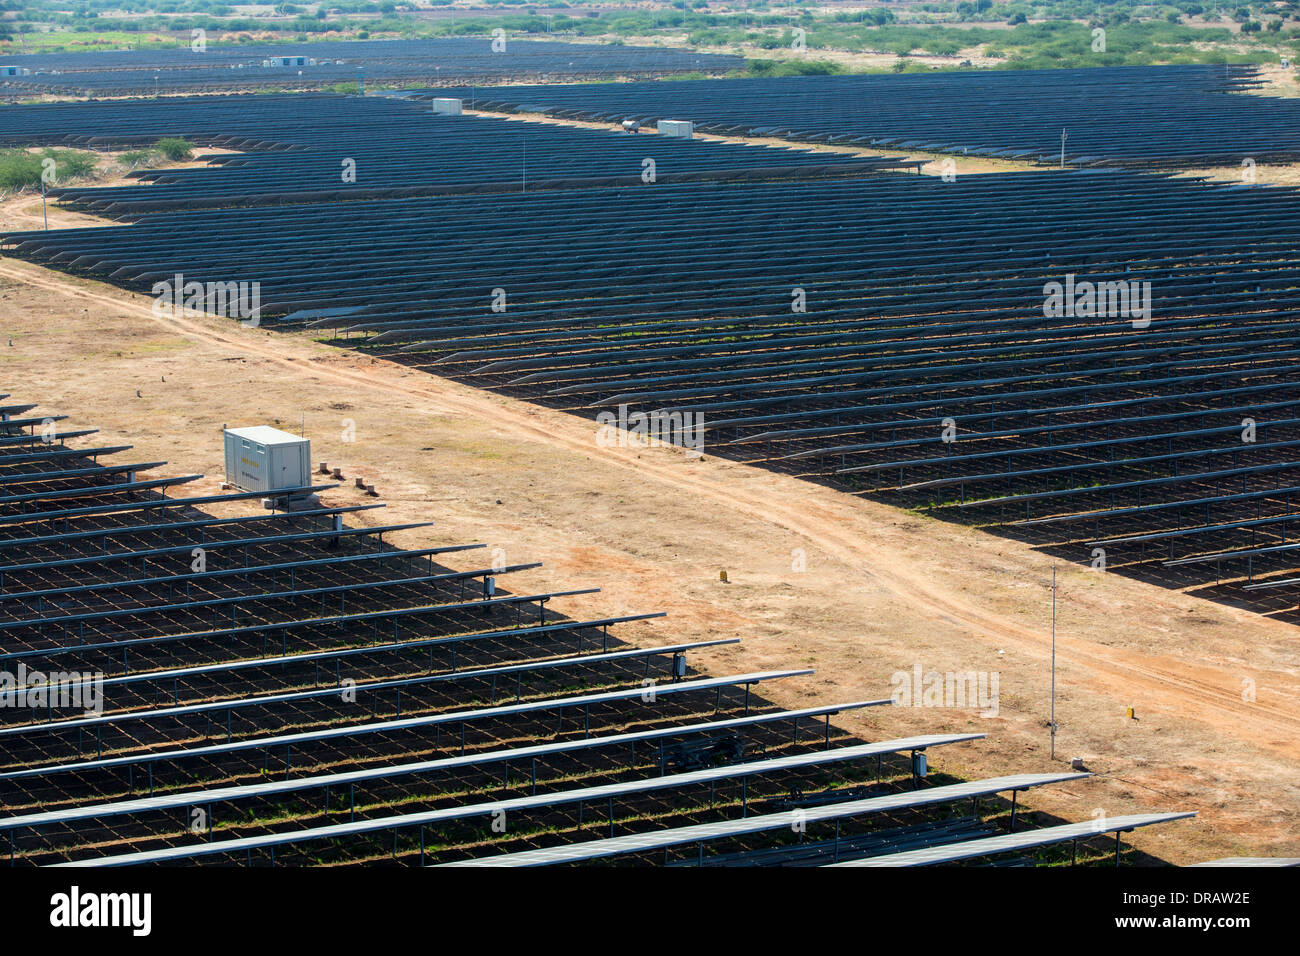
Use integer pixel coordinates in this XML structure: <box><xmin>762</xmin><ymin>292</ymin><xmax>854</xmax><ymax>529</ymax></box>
<box><xmin>0</xmin><ymin>63</ymin><xmax>1241</xmax><ymax>863</ymax></box>
<box><xmin>0</xmin><ymin>399</ymin><xmax>1193</xmax><ymax>866</ymax></box>
<box><xmin>80</xmin><ymin>104</ymin><xmax>908</xmax><ymax>212</ymax></box>
<box><xmin>0</xmin><ymin>95</ymin><xmax>912</xmax><ymax>213</ymax></box>
<box><xmin>1</xmin><ymin>38</ymin><xmax>742</xmax><ymax>96</ymax></box>
<box><xmin>8</xmin><ymin>153</ymin><xmax>1300</xmax><ymax>622</ymax></box>
<box><xmin>456</xmin><ymin>65</ymin><xmax>1300</xmax><ymax>168</ymax></box>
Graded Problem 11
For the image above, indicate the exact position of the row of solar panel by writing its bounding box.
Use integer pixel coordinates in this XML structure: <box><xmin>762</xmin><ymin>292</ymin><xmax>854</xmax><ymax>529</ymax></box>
<box><xmin>9</xmin><ymin>171</ymin><xmax>1300</xmax><ymax>611</ymax></box>
<box><xmin>0</xmin><ymin>95</ymin><xmax>911</xmax><ymax>212</ymax></box>
<box><xmin>1</xmin><ymin>37</ymin><xmax>741</xmax><ymax>94</ymax></box>
<box><xmin>451</xmin><ymin>64</ymin><xmax>1300</xmax><ymax>167</ymax></box>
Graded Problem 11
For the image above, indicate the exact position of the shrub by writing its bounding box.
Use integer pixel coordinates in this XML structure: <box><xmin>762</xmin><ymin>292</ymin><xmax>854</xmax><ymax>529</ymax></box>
<box><xmin>155</xmin><ymin>137</ymin><xmax>194</xmax><ymax>161</ymax></box>
<box><xmin>0</xmin><ymin>150</ymin><xmax>42</xmax><ymax>190</ymax></box>
<box><xmin>0</xmin><ymin>148</ymin><xmax>96</xmax><ymax>189</ymax></box>
<box><xmin>42</xmin><ymin>148</ymin><xmax>96</xmax><ymax>179</ymax></box>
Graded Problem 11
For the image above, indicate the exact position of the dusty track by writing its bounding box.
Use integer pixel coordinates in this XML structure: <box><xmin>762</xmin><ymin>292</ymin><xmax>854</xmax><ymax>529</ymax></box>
<box><xmin>2</xmin><ymin>242</ymin><xmax>1297</xmax><ymax>759</ymax></box>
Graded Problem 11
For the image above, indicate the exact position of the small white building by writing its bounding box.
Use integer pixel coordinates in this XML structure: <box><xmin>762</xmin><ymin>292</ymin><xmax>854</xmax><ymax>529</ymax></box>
<box><xmin>223</xmin><ymin>426</ymin><xmax>311</xmax><ymax>495</ymax></box>
<box><xmin>657</xmin><ymin>119</ymin><xmax>694</xmax><ymax>140</ymax></box>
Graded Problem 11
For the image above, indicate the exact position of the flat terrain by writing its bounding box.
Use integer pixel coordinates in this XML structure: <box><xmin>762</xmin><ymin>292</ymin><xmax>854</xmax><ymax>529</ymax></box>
<box><xmin>475</xmin><ymin>106</ymin><xmax>1055</xmax><ymax>176</ymax></box>
<box><xmin>2</xmin><ymin>175</ymin><xmax>1297</xmax><ymax>865</ymax></box>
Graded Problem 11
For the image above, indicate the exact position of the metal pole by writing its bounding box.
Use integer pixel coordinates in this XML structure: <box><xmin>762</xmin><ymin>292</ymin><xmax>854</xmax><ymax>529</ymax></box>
<box><xmin>1051</xmin><ymin>563</ymin><xmax>1057</xmax><ymax>760</ymax></box>
<box><xmin>41</xmin><ymin>178</ymin><xmax>48</xmax><ymax>231</ymax></box>
<box><xmin>1060</xmin><ymin>129</ymin><xmax>1067</xmax><ymax>169</ymax></box>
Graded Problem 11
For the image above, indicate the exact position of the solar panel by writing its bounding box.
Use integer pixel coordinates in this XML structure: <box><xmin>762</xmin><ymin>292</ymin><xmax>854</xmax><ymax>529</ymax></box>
<box><xmin>449</xmin><ymin>66</ymin><xmax>1300</xmax><ymax>167</ymax></box>
<box><xmin>52</xmin><ymin>734</ymin><xmax>986</xmax><ymax>866</ymax></box>
<box><xmin>0</xmin><ymin>700</ymin><xmax>885</xmax><ymax>841</ymax></box>
<box><xmin>1190</xmin><ymin>857</ymin><xmax>1300</xmax><ymax>867</ymax></box>
<box><xmin>443</xmin><ymin>772</ymin><xmax>1089</xmax><ymax>867</ymax></box>
<box><xmin>0</xmin><ymin>670</ymin><xmax>810</xmax><ymax>785</ymax></box>
<box><xmin>0</xmin><ymin>639</ymin><xmax>739</xmax><ymax>740</ymax></box>
<box><xmin>827</xmin><ymin>813</ymin><xmax>1198</xmax><ymax>866</ymax></box>
<box><xmin>0</xmin><ymin>39</ymin><xmax>742</xmax><ymax>96</ymax></box>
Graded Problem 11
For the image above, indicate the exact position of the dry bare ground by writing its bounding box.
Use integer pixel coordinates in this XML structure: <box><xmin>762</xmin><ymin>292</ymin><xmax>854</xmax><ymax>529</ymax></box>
<box><xmin>1178</xmin><ymin>158</ymin><xmax>1300</xmax><ymax>186</ymax></box>
<box><xmin>1</xmin><ymin>174</ymin><xmax>1297</xmax><ymax>865</ymax></box>
<box><xmin>473</xmin><ymin>106</ymin><xmax>1056</xmax><ymax>175</ymax></box>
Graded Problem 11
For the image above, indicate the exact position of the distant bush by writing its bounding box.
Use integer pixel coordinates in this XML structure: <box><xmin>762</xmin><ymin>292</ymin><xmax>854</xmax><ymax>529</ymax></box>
<box><xmin>746</xmin><ymin>57</ymin><xmax>844</xmax><ymax>76</ymax></box>
<box><xmin>0</xmin><ymin>148</ymin><xmax>97</xmax><ymax>190</ymax></box>
<box><xmin>155</xmin><ymin>138</ymin><xmax>194</xmax><ymax>161</ymax></box>
<box><xmin>46</xmin><ymin>148</ymin><xmax>96</xmax><ymax>179</ymax></box>
<box><xmin>0</xmin><ymin>150</ymin><xmax>41</xmax><ymax>190</ymax></box>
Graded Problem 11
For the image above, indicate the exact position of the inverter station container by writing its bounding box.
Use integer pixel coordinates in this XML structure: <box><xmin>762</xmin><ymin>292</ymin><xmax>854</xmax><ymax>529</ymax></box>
<box><xmin>223</xmin><ymin>426</ymin><xmax>310</xmax><ymax>495</ymax></box>
<box><xmin>657</xmin><ymin>119</ymin><xmax>693</xmax><ymax>139</ymax></box>
<box><xmin>431</xmin><ymin>97</ymin><xmax>463</xmax><ymax>115</ymax></box>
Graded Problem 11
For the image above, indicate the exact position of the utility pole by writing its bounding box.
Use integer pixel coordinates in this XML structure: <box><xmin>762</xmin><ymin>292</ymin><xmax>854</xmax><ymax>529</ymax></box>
<box><xmin>1060</xmin><ymin>129</ymin><xmax>1067</xmax><ymax>169</ymax></box>
<box><xmin>40</xmin><ymin>176</ymin><xmax>48</xmax><ymax>231</ymax></box>
<box><xmin>1051</xmin><ymin>563</ymin><xmax>1058</xmax><ymax>760</ymax></box>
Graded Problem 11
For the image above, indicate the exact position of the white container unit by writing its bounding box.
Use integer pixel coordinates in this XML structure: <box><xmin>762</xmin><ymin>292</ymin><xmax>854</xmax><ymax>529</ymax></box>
<box><xmin>657</xmin><ymin>119</ymin><xmax>693</xmax><ymax>139</ymax></box>
<box><xmin>432</xmin><ymin>97</ymin><xmax>463</xmax><ymax>115</ymax></box>
<box><xmin>223</xmin><ymin>426</ymin><xmax>311</xmax><ymax>495</ymax></box>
